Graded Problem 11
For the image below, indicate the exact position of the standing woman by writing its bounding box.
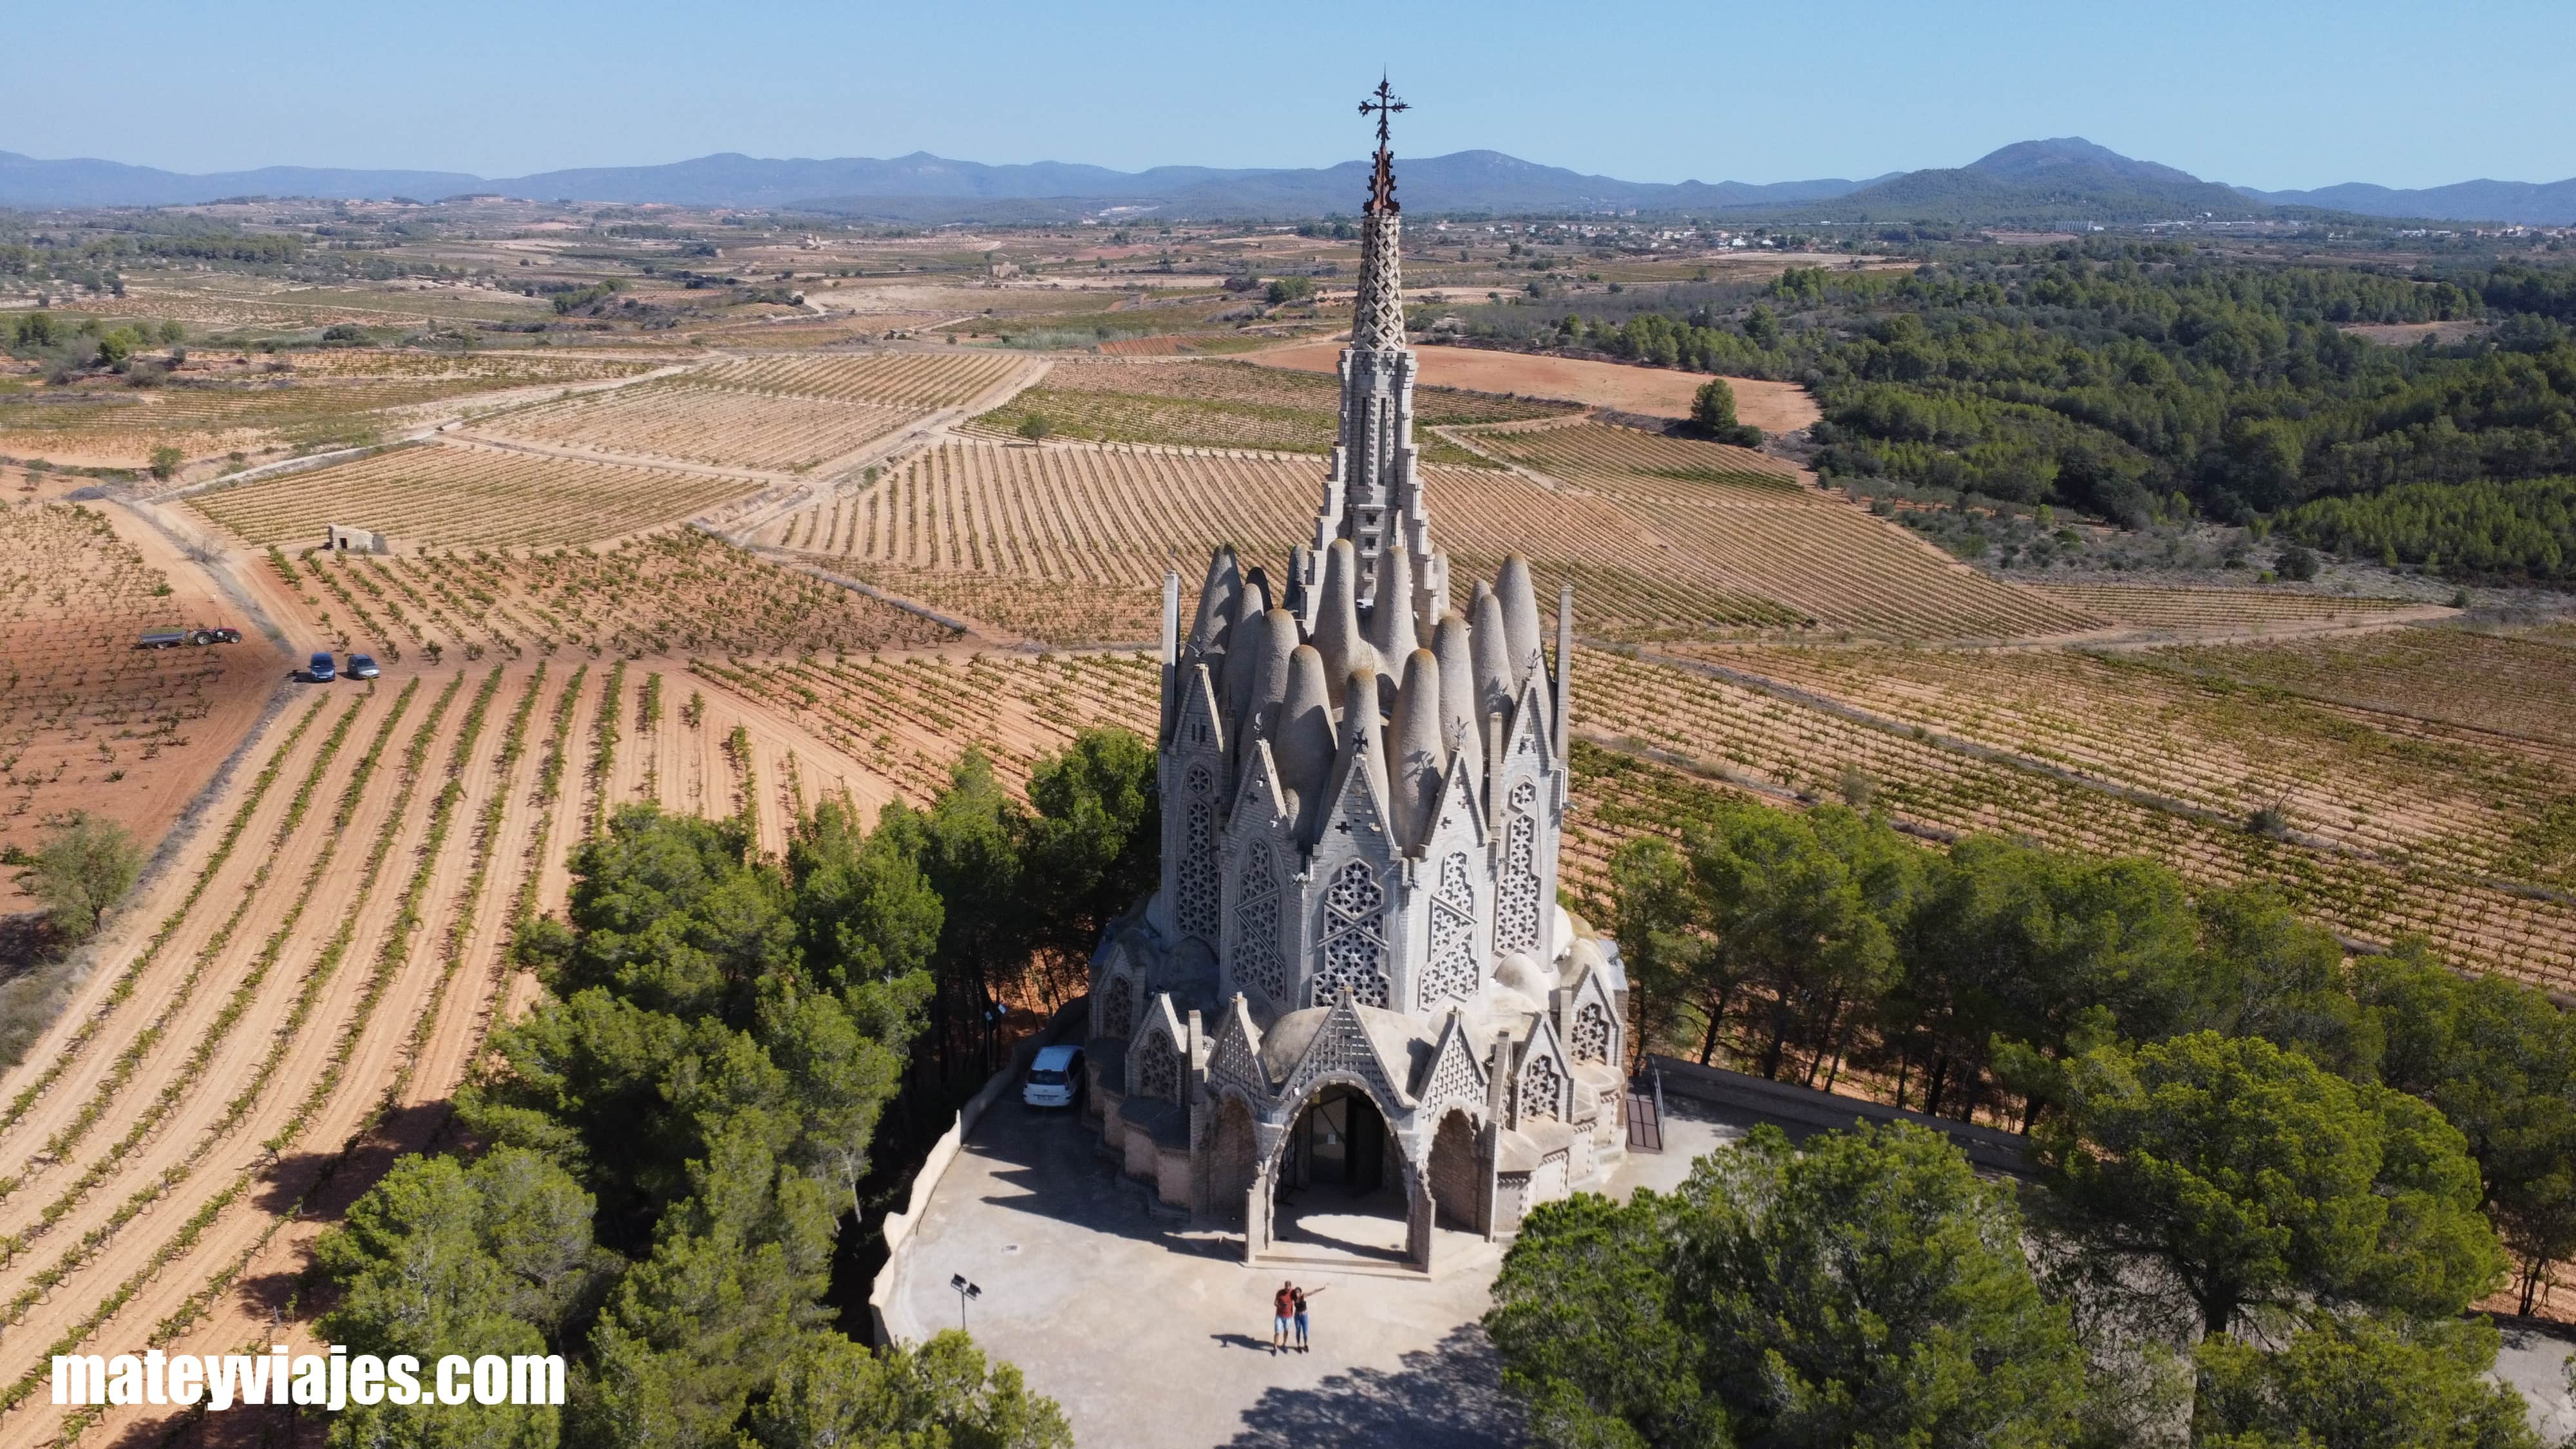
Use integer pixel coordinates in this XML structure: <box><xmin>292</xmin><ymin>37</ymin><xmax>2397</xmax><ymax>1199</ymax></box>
<box><xmin>1293</xmin><ymin>1283</ymin><xmax>1325</xmax><ymax>1352</ymax></box>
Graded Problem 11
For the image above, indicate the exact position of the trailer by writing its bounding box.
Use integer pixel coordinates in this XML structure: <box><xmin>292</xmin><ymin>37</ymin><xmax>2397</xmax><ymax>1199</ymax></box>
<box><xmin>137</xmin><ymin>627</ymin><xmax>243</xmax><ymax>649</ymax></box>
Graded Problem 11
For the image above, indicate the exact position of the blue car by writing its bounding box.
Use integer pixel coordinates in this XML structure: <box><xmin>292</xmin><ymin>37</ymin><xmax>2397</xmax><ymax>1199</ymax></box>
<box><xmin>308</xmin><ymin>651</ymin><xmax>336</xmax><ymax>682</ymax></box>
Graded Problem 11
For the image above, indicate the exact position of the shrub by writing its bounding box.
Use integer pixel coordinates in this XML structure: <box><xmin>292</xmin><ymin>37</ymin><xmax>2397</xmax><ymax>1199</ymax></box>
<box><xmin>22</xmin><ymin>811</ymin><xmax>145</xmax><ymax>940</ymax></box>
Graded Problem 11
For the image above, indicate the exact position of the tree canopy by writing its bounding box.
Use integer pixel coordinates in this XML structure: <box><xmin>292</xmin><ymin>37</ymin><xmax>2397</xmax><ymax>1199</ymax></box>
<box><xmin>2192</xmin><ymin>1314</ymin><xmax>2539</xmax><ymax>1449</ymax></box>
<box><xmin>2033</xmin><ymin>1031</ymin><xmax>2505</xmax><ymax>1338</ymax></box>
<box><xmin>1490</xmin><ymin>1122</ymin><xmax>2090</xmax><ymax>1449</ymax></box>
<box><xmin>321</xmin><ymin>728</ymin><xmax>1150</xmax><ymax>1447</ymax></box>
<box><xmin>1467</xmin><ymin>243</ymin><xmax>2576</xmax><ymax>549</ymax></box>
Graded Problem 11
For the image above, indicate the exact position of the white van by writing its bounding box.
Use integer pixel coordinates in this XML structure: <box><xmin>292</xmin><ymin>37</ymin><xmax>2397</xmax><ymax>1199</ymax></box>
<box><xmin>1023</xmin><ymin>1044</ymin><xmax>1084</xmax><ymax>1108</ymax></box>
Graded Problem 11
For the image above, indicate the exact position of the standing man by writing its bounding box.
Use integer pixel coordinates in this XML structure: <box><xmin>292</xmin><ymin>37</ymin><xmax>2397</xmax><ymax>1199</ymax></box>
<box><xmin>1293</xmin><ymin>1283</ymin><xmax>1325</xmax><ymax>1352</ymax></box>
<box><xmin>1272</xmin><ymin>1280</ymin><xmax>1296</xmax><ymax>1354</ymax></box>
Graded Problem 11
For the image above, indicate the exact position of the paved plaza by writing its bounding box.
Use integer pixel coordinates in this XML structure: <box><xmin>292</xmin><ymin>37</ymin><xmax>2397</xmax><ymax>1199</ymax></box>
<box><xmin>893</xmin><ymin>1083</ymin><xmax>2576</xmax><ymax>1448</ymax></box>
<box><xmin>889</xmin><ymin>1088</ymin><xmax>1738</xmax><ymax>1448</ymax></box>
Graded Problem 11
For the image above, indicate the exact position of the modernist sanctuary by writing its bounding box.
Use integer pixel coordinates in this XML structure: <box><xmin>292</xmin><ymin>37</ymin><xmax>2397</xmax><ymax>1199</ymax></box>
<box><xmin>1083</xmin><ymin>84</ymin><xmax>1629</xmax><ymax>1269</ymax></box>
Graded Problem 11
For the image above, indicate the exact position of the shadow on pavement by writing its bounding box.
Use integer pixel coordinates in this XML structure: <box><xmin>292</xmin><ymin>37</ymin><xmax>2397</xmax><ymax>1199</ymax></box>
<box><xmin>1215</xmin><ymin>1323</ymin><xmax>1524</xmax><ymax>1449</ymax></box>
<box><xmin>1271</xmin><ymin>1184</ymin><xmax>1409</xmax><ymax>1264</ymax></box>
<box><xmin>971</xmin><ymin>1099</ymin><xmax>1237</xmax><ymax>1256</ymax></box>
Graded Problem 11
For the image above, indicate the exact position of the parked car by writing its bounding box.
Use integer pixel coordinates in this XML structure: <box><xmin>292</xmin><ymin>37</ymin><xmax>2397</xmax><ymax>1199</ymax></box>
<box><xmin>307</xmin><ymin>651</ymin><xmax>336</xmax><ymax>682</ymax></box>
<box><xmin>1022</xmin><ymin>1044</ymin><xmax>1085</xmax><ymax>1108</ymax></box>
<box><xmin>346</xmin><ymin>652</ymin><xmax>380</xmax><ymax>680</ymax></box>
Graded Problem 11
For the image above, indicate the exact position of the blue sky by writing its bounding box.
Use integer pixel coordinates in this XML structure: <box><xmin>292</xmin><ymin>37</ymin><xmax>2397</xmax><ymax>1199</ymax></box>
<box><xmin>16</xmin><ymin>0</ymin><xmax>2573</xmax><ymax>189</ymax></box>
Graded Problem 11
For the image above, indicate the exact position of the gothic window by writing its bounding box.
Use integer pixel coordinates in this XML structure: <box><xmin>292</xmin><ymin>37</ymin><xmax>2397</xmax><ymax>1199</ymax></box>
<box><xmin>1134</xmin><ymin>1030</ymin><xmax>1181</xmax><ymax>1104</ymax></box>
<box><xmin>1496</xmin><ymin>779</ymin><xmax>1543</xmax><ymax>956</ymax></box>
<box><xmin>1100</xmin><ymin>976</ymin><xmax>1133</xmax><ymax>1039</ymax></box>
<box><xmin>1177</xmin><ymin>763</ymin><xmax>1220</xmax><ymax>944</ymax></box>
<box><xmin>1419</xmin><ymin>851</ymin><xmax>1481</xmax><ymax>1010</ymax></box>
<box><xmin>1314</xmin><ymin>860</ymin><xmax>1390</xmax><ymax>1009</ymax></box>
<box><xmin>1571</xmin><ymin>1001</ymin><xmax>1613</xmax><ymax>1066</ymax></box>
<box><xmin>1234</xmin><ymin>843</ymin><xmax>1287</xmax><ymax>1006</ymax></box>
<box><xmin>1519</xmin><ymin>1050</ymin><xmax>1564</xmax><ymax>1123</ymax></box>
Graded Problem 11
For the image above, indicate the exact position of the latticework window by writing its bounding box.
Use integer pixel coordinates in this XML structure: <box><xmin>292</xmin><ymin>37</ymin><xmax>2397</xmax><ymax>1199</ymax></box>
<box><xmin>1100</xmin><ymin>976</ymin><xmax>1133</xmax><ymax>1039</ymax></box>
<box><xmin>1571</xmin><ymin>1001</ymin><xmax>1613</xmax><ymax>1065</ymax></box>
<box><xmin>1419</xmin><ymin>851</ymin><xmax>1481</xmax><ymax>1010</ymax></box>
<box><xmin>1496</xmin><ymin>779</ymin><xmax>1543</xmax><ymax>956</ymax></box>
<box><xmin>1177</xmin><ymin>762</ymin><xmax>1220</xmax><ymax>943</ymax></box>
<box><xmin>1314</xmin><ymin>860</ymin><xmax>1390</xmax><ymax>1008</ymax></box>
<box><xmin>1233</xmin><ymin>842</ymin><xmax>1286</xmax><ymax>1006</ymax></box>
<box><xmin>1519</xmin><ymin>1050</ymin><xmax>1564</xmax><ymax>1122</ymax></box>
<box><xmin>1134</xmin><ymin>1030</ymin><xmax>1182</xmax><ymax>1104</ymax></box>
<box><xmin>1425</xmin><ymin>1037</ymin><xmax>1484</xmax><ymax>1112</ymax></box>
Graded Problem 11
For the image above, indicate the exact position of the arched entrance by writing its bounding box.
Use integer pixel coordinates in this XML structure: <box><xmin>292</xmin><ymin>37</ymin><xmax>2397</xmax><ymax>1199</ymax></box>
<box><xmin>1206</xmin><ymin>1094</ymin><xmax>1258</xmax><ymax>1229</ymax></box>
<box><xmin>1270</xmin><ymin>1084</ymin><xmax>1411</xmax><ymax>1265</ymax></box>
<box><xmin>1426</xmin><ymin>1109</ymin><xmax>1484</xmax><ymax>1232</ymax></box>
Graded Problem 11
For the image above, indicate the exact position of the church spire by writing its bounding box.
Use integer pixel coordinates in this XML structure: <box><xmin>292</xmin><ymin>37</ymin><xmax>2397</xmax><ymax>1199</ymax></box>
<box><xmin>1350</xmin><ymin>75</ymin><xmax>1409</xmax><ymax>352</ymax></box>
<box><xmin>1299</xmin><ymin>78</ymin><xmax>1446</xmax><ymax>650</ymax></box>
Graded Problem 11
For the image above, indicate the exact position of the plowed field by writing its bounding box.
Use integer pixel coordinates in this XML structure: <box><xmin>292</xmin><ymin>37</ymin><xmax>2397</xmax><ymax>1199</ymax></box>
<box><xmin>1463</xmin><ymin>424</ymin><xmax>2099</xmax><ymax>640</ymax></box>
<box><xmin>0</xmin><ymin>647</ymin><xmax>1177</xmax><ymax>1444</ymax></box>
<box><xmin>468</xmin><ymin>379</ymin><xmax>922</xmax><ymax>473</ymax></box>
<box><xmin>757</xmin><ymin>440</ymin><xmax>1795</xmax><ymax>645</ymax></box>
<box><xmin>0</xmin><ymin>354</ymin><xmax>661</xmax><ymax>469</ymax></box>
<box><xmin>1564</xmin><ymin>649</ymin><xmax>2576</xmax><ymax>989</ymax></box>
<box><xmin>191</xmin><ymin>441</ymin><xmax>761</xmax><ymax>547</ymax></box>
<box><xmin>0</xmin><ymin>502</ymin><xmax>278</xmax><ymax>905</ymax></box>
<box><xmin>253</xmin><ymin>527</ymin><xmax>956</xmax><ymax>663</ymax></box>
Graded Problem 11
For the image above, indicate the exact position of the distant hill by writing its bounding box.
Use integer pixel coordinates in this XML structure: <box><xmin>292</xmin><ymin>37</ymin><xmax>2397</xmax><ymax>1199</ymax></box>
<box><xmin>1823</xmin><ymin>138</ymin><xmax>2272</xmax><ymax>224</ymax></box>
<box><xmin>2</xmin><ymin>137</ymin><xmax>2570</xmax><ymax>225</ymax></box>
<box><xmin>0</xmin><ymin>151</ymin><xmax>480</xmax><ymax>208</ymax></box>
<box><xmin>536</xmin><ymin>149</ymin><xmax>1884</xmax><ymax>219</ymax></box>
<box><xmin>2242</xmin><ymin>176</ymin><xmax>2576</xmax><ymax>226</ymax></box>
<box><xmin>0</xmin><ymin>144</ymin><xmax>1873</xmax><ymax>217</ymax></box>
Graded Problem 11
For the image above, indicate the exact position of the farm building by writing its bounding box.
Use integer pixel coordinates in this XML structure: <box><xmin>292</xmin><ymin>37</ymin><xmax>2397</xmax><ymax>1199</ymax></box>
<box><xmin>1084</xmin><ymin>105</ymin><xmax>1625</xmax><ymax>1271</ymax></box>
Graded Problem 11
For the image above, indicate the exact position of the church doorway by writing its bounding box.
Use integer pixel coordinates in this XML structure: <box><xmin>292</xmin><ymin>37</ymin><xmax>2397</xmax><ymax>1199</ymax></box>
<box><xmin>1426</xmin><ymin>1109</ymin><xmax>1482</xmax><ymax>1231</ymax></box>
<box><xmin>1273</xmin><ymin>1086</ymin><xmax>1408</xmax><ymax>1263</ymax></box>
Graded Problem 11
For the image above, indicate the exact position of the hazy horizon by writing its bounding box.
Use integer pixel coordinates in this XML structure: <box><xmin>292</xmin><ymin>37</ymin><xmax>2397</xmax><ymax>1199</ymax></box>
<box><xmin>12</xmin><ymin>0</ymin><xmax>2575</xmax><ymax>194</ymax></box>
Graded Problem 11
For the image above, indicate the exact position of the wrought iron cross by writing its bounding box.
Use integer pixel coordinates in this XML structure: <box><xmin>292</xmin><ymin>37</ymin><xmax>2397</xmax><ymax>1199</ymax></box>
<box><xmin>1358</xmin><ymin>76</ymin><xmax>1407</xmax><ymax>151</ymax></box>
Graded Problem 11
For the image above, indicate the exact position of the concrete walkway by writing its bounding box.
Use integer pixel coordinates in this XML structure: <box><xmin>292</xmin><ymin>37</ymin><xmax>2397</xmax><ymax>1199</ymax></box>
<box><xmin>893</xmin><ymin>1089</ymin><xmax>1743</xmax><ymax>1448</ymax></box>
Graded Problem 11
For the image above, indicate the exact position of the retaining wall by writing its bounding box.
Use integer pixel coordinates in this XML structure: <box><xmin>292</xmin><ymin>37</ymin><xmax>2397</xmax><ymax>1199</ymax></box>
<box><xmin>867</xmin><ymin>1000</ymin><xmax>1087</xmax><ymax>1346</ymax></box>
<box><xmin>1645</xmin><ymin>1054</ymin><xmax>2032</xmax><ymax>1176</ymax></box>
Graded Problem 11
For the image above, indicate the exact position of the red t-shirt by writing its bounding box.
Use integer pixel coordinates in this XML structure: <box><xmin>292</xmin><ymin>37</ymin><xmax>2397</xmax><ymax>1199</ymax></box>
<box><xmin>1274</xmin><ymin>1289</ymin><xmax>1294</xmax><ymax>1317</ymax></box>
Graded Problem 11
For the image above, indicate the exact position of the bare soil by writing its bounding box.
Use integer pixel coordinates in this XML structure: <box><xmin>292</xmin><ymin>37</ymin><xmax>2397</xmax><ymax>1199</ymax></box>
<box><xmin>1247</xmin><ymin>341</ymin><xmax>1821</xmax><ymax>428</ymax></box>
<box><xmin>0</xmin><ymin>505</ymin><xmax>282</xmax><ymax>905</ymax></box>
<box><xmin>2339</xmin><ymin>320</ymin><xmax>2487</xmax><ymax>346</ymax></box>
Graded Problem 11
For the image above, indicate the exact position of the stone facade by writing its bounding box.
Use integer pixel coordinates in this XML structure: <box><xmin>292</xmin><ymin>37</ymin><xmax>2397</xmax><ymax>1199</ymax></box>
<box><xmin>1083</xmin><ymin>117</ymin><xmax>1627</xmax><ymax>1270</ymax></box>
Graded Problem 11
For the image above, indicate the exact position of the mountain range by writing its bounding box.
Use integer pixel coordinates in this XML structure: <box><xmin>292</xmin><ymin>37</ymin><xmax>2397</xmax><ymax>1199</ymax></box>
<box><xmin>2</xmin><ymin>138</ymin><xmax>2570</xmax><ymax>225</ymax></box>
